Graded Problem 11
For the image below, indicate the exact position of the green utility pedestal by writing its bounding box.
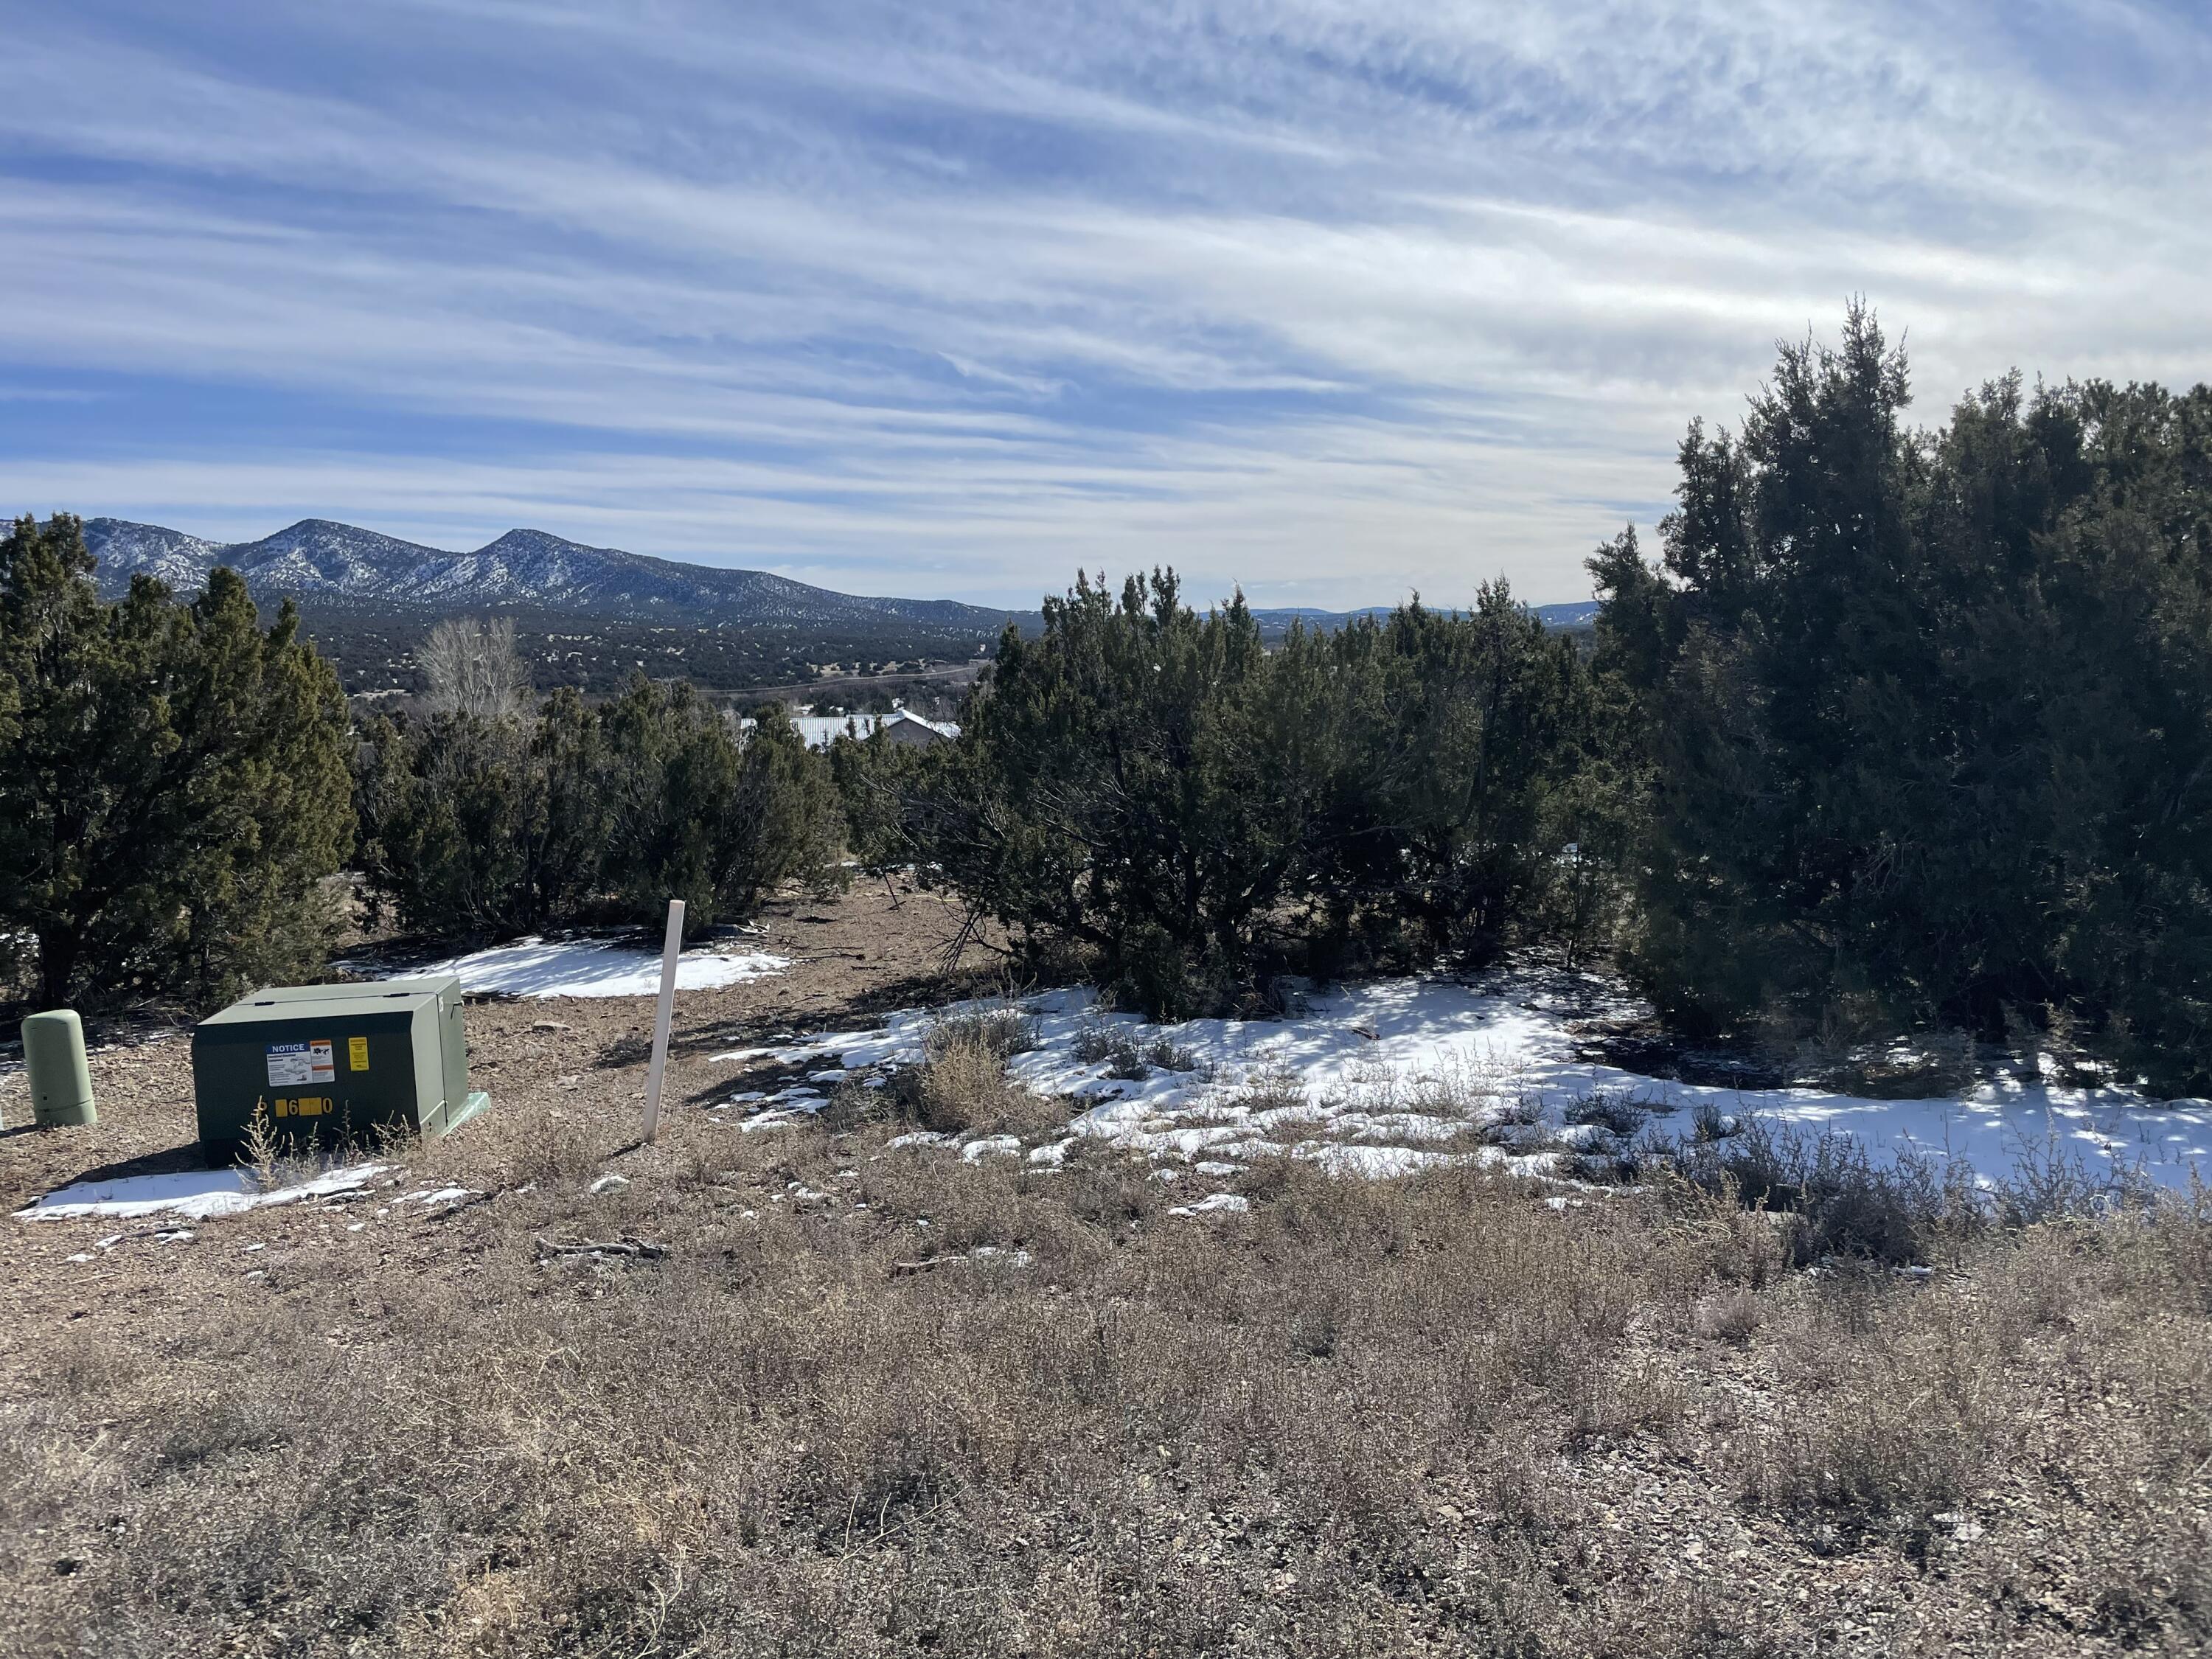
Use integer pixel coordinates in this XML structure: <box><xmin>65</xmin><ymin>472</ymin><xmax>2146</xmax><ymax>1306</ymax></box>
<box><xmin>22</xmin><ymin>1010</ymin><xmax>97</xmax><ymax>1128</ymax></box>
<box><xmin>191</xmin><ymin>976</ymin><xmax>489</xmax><ymax>1164</ymax></box>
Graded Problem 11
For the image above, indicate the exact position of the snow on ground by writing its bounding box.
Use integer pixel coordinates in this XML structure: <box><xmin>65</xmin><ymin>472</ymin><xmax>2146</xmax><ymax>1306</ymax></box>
<box><xmin>736</xmin><ymin>975</ymin><xmax>2212</xmax><ymax>1203</ymax></box>
<box><xmin>415</xmin><ymin>936</ymin><xmax>789</xmax><ymax>998</ymax></box>
<box><xmin>17</xmin><ymin>1161</ymin><xmax>394</xmax><ymax>1222</ymax></box>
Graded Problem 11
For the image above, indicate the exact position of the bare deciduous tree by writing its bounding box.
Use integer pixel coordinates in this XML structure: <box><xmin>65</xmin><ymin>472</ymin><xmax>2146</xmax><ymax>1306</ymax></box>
<box><xmin>419</xmin><ymin>615</ymin><xmax>531</xmax><ymax>721</ymax></box>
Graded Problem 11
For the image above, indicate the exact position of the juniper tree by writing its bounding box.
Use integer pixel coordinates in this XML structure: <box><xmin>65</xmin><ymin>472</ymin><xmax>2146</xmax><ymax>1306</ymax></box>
<box><xmin>902</xmin><ymin>569</ymin><xmax>1605</xmax><ymax>1017</ymax></box>
<box><xmin>0</xmin><ymin>515</ymin><xmax>353</xmax><ymax>1008</ymax></box>
<box><xmin>1316</xmin><ymin>584</ymin><xmax>1594</xmax><ymax>967</ymax></box>
<box><xmin>358</xmin><ymin>673</ymin><xmax>843</xmax><ymax>941</ymax></box>
<box><xmin>1593</xmin><ymin>307</ymin><xmax>2212</xmax><ymax>1090</ymax></box>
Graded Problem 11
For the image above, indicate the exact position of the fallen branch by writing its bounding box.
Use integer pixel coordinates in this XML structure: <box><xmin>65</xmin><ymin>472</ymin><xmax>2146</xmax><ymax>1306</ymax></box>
<box><xmin>422</xmin><ymin>1191</ymin><xmax>493</xmax><ymax>1221</ymax></box>
<box><xmin>534</xmin><ymin>1234</ymin><xmax>669</xmax><ymax>1261</ymax></box>
<box><xmin>891</xmin><ymin>1256</ymin><xmax>964</xmax><ymax>1276</ymax></box>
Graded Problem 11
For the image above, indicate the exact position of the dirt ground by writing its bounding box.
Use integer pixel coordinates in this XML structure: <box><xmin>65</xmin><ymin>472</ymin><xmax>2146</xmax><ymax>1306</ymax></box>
<box><xmin>0</xmin><ymin>880</ymin><xmax>1004</xmax><ymax>1430</ymax></box>
<box><xmin>1</xmin><ymin>884</ymin><xmax>2207</xmax><ymax>1658</ymax></box>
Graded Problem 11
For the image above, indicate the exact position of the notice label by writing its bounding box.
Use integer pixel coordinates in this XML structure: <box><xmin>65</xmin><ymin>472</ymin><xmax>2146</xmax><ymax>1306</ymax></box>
<box><xmin>266</xmin><ymin>1039</ymin><xmax>335</xmax><ymax>1088</ymax></box>
<box><xmin>348</xmin><ymin>1035</ymin><xmax>369</xmax><ymax>1072</ymax></box>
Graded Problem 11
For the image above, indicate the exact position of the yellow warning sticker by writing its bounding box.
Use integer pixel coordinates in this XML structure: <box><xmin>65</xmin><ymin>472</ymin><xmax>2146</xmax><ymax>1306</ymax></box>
<box><xmin>349</xmin><ymin>1035</ymin><xmax>369</xmax><ymax>1071</ymax></box>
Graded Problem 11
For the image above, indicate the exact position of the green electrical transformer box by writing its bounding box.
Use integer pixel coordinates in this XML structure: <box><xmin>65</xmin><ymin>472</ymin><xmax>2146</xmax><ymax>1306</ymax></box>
<box><xmin>192</xmin><ymin>976</ymin><xmax>490</xmax><ymax>1163</ymax></box>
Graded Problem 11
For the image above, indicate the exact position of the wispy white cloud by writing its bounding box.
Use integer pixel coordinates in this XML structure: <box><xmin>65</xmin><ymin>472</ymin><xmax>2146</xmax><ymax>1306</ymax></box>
<box><xmin>0</xmin><ymin>0</ymin><xmax>2205</xmax><ymax>607</ymax></box>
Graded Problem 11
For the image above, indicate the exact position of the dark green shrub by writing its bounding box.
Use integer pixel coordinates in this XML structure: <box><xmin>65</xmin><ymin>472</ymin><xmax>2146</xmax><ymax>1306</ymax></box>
<box><xmin>356</xmin><ymin>673</ymin><xmax>841</xmax><ymax>941</ymax></box>
<box><xmin>902</xmin><ymin>570</ymin><xmax>1610</xmax><ymax>1018</ymax></box>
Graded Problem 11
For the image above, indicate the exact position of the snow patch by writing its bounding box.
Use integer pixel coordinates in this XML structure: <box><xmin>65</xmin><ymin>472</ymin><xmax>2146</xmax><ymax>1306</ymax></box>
<box><xmin>18</xmin><ymin>1162</ymin><xmax>392</xmax><ymax>1222</ymax></box>
<box><xmin>1169</xmin><ymin>1192</ymin><xmax>1251</xmax><ymax>1217</ymax></box>
<box><xmin>756</xmin><ymin>974</ymin><xmax>2212</xmax><ymax>1194</ymax></box>
<box><xmin>416</xmin><ymin>936</ymin><xmax>788</xmax><ymax>998</ymax></box>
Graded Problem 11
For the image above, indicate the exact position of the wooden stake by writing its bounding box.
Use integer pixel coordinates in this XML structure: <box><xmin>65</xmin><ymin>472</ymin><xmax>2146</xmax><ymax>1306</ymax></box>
<box><xmin>641</xmin><ymin>898</ymin><xmax>684</xmax><ymax>1143</ymax></box>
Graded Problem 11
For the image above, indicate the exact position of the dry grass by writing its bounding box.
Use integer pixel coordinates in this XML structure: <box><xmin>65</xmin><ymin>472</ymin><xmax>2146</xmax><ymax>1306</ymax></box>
<box><xmin>4</xmin><ymin>1104</ymin><xmax>2210</xmax><ymax>1656</ymax></box>
<box><xmin>911</xmin><ymin>1026</ymin><xmax>1065</xmax><ymax>1140</ymax></box>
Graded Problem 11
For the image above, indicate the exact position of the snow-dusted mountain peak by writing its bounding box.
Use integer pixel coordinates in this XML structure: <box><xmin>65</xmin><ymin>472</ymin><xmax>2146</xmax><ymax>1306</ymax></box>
<box><xmin>77</xmin><ymin>516</ymin><xmax>1015</xmax><ymax>631</ymax></box>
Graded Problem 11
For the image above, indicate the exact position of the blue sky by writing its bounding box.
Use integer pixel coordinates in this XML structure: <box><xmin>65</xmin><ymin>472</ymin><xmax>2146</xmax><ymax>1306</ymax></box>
<box><xmin>1</xmin><ymin>1</ymin><xmax>2206</xmax><ymax>608</ymax></box>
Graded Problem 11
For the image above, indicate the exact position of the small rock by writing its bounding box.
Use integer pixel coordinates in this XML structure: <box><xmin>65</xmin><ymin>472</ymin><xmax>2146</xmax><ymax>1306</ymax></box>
<box><xmin>532</xmin><ymin>1019</ymin><xmax>571</xmax><ymax>1032</ymax></box>
<box><xmin>588</xmin><ymin>1174</ymin><xmax>630</xmax><ymax>1196</ymax></box>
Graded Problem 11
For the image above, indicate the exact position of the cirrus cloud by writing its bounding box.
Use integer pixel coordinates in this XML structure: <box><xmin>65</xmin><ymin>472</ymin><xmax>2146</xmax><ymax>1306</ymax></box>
<box><xmin>0</xmin><ymin>0</ymin><xmax>2205</xmax><ymax>608</ymax></box>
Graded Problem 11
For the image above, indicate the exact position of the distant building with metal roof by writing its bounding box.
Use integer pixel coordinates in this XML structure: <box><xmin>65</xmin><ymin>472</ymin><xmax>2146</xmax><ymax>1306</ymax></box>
<box><xmin>776</xmin><ymin>709</ymin><xmax>959</xmax><ymax>751</ymax></box>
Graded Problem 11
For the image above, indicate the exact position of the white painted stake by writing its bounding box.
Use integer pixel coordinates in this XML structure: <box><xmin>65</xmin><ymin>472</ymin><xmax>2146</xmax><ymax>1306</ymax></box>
<box><xmin>641</xmin><ymin>898</ymin><xmax>685</xmax><ymax>1144</ymax></box>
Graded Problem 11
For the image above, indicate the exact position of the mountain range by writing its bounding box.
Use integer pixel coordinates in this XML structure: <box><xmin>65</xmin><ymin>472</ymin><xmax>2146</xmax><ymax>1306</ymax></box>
<box><xmin>80</xmin><ymin>517</ymin><xmax>1020</xmax><ymax>631</ymax></box>
<box><xmin>78</xmin><ymin>516</ymin><xmax>1600</xmax><ymax>639</ymax></box>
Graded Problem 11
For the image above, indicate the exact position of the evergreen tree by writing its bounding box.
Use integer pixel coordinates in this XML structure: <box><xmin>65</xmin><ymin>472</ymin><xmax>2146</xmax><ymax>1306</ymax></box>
<box><xmin>520</xmin><ymin>686</ymin><xmax>613</xmax><ymax>927</ymax></box>
<box><xmin>357</xmin><ymin>674</ymin><xmax>842</xmax><ymax>941</ymax></box>
<box><xmin>916</xmin><ymin>571</ymin><xmax>1320</xmax><ymax>1015</ymax></box>
<box><xmin>723</xmin><ymin>702</ymin><xmax>846</xmax><ymax>917</ymax></box>
<box><xmin>826</xmin><ymin>724</ymin><xmax>927</xmax><ymax>877</ymax></box>
<box><xmin>601</xmin><ymin>678</ymin><xmax>841</xmax><ymax>933</ymax></box>
<box><xmin>1319</xmin><ymin>584</ymin><xmax>1593</xmax><ymax>967</ymax></box>
<box><xmin>0</xmin><ymin>515</ymin><xmax>354</xmax><ymax>1008</ymax></box>
<box><xmin>902</xmin><ymin>570</ymin><xmax>1606</xmax><ymax>1016</ymax></box>
<box><xmin>352</xmin><ymin>711</ymin><xmax>532</xmax><ymax>936</ymax></box>
<box><xmin>1593</xmin><ymin>309</ymin><xmax>2212</xmax><ymax>1089</ymax></box>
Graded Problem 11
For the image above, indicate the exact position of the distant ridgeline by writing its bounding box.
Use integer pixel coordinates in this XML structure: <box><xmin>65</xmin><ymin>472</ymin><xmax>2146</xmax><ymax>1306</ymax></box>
<box><xmin>1249</xmin><ymin>599</ymin><xmax>1600</xmax><ymax>633</ymax></box>
<box><xmin>78</xmin><ymin>518</ymin><xmax>1023</xmax><ymax>695</ymax></box>
<box><xmin>79</xmin><ymin>516</ymin><xmax>1599</xmax><ymax>695</ymax></box>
